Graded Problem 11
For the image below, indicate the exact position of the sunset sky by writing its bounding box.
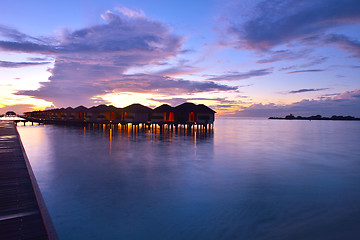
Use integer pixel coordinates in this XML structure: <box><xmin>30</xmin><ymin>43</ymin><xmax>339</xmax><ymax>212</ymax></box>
<box><xmin>0</xmin><ymin>0</ymin><xmax>359</xmax><ymax>117</ymax></box>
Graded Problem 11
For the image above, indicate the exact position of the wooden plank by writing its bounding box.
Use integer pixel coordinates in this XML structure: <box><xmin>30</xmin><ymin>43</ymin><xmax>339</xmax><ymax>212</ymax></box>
<box><xmin>0</xmin><ymin>121</ymin><xmax>58</xmax><ymax>240</ymax></box>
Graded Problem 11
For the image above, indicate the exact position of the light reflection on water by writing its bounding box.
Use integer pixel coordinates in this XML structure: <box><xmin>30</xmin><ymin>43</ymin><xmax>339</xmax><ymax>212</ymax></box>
<box><xmin>17</xmin><ymin>119</ymin><xmax>360</xmax><ymax>240</ymax></box>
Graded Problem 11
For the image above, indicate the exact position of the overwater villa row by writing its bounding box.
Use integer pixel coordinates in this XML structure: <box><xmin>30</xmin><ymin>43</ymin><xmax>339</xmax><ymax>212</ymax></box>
<box><xmin>23</xmin><ymin>103</ymin><xmax>215</xmax><ymax>129</ymax></box>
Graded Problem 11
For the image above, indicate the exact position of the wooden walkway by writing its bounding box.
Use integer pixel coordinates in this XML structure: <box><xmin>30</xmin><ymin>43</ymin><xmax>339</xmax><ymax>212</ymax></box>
<box><xmin>0</xmin><ymin>121</ymin><xmax>58</xmax><ymax>240</ymax></box>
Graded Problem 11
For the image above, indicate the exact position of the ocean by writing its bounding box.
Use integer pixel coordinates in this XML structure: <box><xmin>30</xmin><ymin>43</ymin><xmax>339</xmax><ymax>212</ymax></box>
<box><xmin>17</xmin><ymin>118</ymin><xmax>360</xmax><ymax>240</ymax></box>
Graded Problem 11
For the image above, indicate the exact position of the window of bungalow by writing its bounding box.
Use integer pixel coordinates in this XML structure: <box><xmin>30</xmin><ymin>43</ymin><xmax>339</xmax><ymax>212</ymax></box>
<box><xmin>164</xmin><ymin>112</ymin><xmax>174</xmax><ymax>121</ymax></box>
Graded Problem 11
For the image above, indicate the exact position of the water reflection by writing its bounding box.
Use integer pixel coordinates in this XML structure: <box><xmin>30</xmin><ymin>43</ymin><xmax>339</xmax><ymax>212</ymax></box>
<box><xmin>17</xmin><ymin>119</ymin><xmax>360</xmax><ymax>240</ymax></box>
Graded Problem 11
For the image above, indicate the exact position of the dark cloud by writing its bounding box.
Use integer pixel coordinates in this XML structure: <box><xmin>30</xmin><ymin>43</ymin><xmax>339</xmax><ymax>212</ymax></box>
<box><xmin>0</xmin><ymin>40</ymin><xmax>56</xmax><ymax>53</ymax></box>
<box><xmin>0</xmin><ymin>25</ymin><xmax>45</xmax><ymax>43</ymax></box>
<box><xmin>227</xmin><ymin>89</ymin><xmax>360</xmax><ymax>117</ymax></box>
<box><xmin>0</xmin><ymin>60</ymin><xmax>51</xmax><ymax>68</ymax></box>
<box><xmin>228</xmin><ymin>0</ymin><xmax>360</xmax><ymax>50</ymax></box>
<box><xmin>286</xmin><ymin>69</ymin><xmax>326</xmax><ymax>74</ymax></box>
<box><xmin>288</xmin><ymin>88</ymin><xmax>329</xmax><ymax>94</ymax></box>
<box><xmin>207</xmin><ymin>68</ymin><xmax>272</xmax><ymax>81</ymax></box>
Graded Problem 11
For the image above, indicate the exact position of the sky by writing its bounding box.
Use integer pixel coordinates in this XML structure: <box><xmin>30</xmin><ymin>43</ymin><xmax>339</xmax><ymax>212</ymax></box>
<box><xmin>0</xmin><ymin>0</ymin><xmax>359</xmax><ymax>117</ymax></box>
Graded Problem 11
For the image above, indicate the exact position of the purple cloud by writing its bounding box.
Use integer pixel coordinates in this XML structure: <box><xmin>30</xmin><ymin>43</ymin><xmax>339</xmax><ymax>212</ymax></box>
<box><xmin>0</xmin><ymin>10</ymin><xmax>237</xmax><ymax>107</ymax></box>
<box><xmin>288</xmin><ymin>88</ymin><xmax>329</xmax><ymax>94</ymax></box>
<box><xmin>286</xmin><ymin>69</ymin><xmax>326</xmax><ymax>74</ymax></box>
<box><xmin>207</xmin><ymin>68</ymin><xmax>272</xmax><ymax>81</ymax></box>
<box><xmin>228</xmin><ymin>0</ymin><xmax>360</xmax><ymax>50</ymax></box>
<box><xmin>278</xmin><ymin>56</ymin><xmax>328</xmax><ymax>71</ymax></box>
<box><xmin>155</xmin><ymin>59</ymin><xmax>200</xmax><ymax>76</ymax></box>
<box><xmin>324</xmin><ymin>34</ymin><xmax>360</xmax><ymax>58</ymax></box>
<box><xmin>334</xmin><ymin>89</ymin><xmax>360</xmax><ymax>99</ymax></box>
<box><xmin>0</xmin><ymin>60</ymin><xmax>51</xmax><ymax>68</ymax></box>
<box><xmin>17</xmin><ymin>73</ymin><xmax>236</xmax><ymax>106</ymax></box>
<box><xmin>149</xmin><ymin>97</ymin><xmax>238</xmax><ymax>106</ymax></box>
<box><xmin>256</xmin><ymin>49</ymin><xmax>311</xmax><ymax>64</ymax></box>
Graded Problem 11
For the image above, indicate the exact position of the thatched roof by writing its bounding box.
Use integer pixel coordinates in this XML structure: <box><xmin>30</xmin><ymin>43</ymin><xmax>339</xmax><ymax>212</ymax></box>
<box><xmin>153</xmin><ymin>104</ymin><xmax>174</xmax><ymax>112</ymax></box>
<box><xmin>174</xmin><ymin>102</ymin><xmax>215</xmax><ymax>113</ymax></box>
<box><xmin>123</xmin><ymin>104</ymin><xmax>152</xmax><ymax>113</ymax></box>
<box><xmin>88</xmin><ymin>105</ymin><xmax>120</xmax><ymax>112</ymax></box>
<box><xmin>197</xmin><ymin>104</ymin><xmax>216</xmax><ymax>113</ymax></box>
<box><xmin>74</xmin><ymin>105</ymin><xmax>88</xmax><ymax>112</ymax></box>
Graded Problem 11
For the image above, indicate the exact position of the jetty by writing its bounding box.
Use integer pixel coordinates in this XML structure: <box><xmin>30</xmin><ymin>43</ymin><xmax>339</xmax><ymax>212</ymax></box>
<box><xmin>0</xmin><ymin>121</ymin><xmax>58</xmax><ymax>240</ymax></box>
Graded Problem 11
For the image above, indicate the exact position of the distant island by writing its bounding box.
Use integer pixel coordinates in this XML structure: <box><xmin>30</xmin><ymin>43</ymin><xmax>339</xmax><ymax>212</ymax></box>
<box><xmin>269</xmin><ymin>114</ymin><xmax>360</xmax><ymax>121</ymax></box>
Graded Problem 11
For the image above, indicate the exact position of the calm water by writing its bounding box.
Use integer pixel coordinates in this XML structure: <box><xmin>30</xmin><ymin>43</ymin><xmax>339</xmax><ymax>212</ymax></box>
<box><xmin>18</xmin><ymin>119</ymin><xmax>360</xmax><ymax>240</ymax></box>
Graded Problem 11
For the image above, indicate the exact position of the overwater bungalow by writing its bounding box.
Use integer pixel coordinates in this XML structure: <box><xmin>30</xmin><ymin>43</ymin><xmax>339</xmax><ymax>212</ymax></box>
<box><xmin>174</xmin><ymin>103</ymin><xmax>215</xmax><ymax>124</ymax></box>
<box><xmin>51</xmin><ymin>108</ymin><xmax>66</xmax><ymax>119</ymax></box>
<box><xmin>86</xmin><ymin>105</ymin><xmax>121</xmax><ymax>122</ymax></box>
<box><xmin>151</xmin><ymin>104</ymin><xmax>175</xmax><ymax>123</ymax></box>
<box><xmin>195</xmin><ymin>104</ymin><xmax>216</xmax><ymax>124</ymax></box>
<box><xmin>122</xmin><ymin>104</ymin><xmax>152</xmax><ymax>124</ymax></box>
<box><xmin>73</xmin><ymin>106</ymin><xmax>88</xmax><ymax>120</ymax></box>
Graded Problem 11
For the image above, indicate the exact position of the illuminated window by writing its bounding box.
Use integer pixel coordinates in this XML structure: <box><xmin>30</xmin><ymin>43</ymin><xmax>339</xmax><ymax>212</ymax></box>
<box><xmin>190</xmin><ymin>112</ymin><xmax>195</xmax><ymax>122</ymax></box>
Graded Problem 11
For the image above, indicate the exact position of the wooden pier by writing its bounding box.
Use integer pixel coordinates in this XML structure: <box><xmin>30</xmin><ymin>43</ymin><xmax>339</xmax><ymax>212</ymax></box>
<box><xmin>0</xmin><ymin>121</ymin><xmax>58</xmax><ymax>240</ymax></box>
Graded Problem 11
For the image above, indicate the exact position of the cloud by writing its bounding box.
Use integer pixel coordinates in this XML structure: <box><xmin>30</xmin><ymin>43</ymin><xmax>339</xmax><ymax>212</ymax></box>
<box><xmin>27</xmin><ymin>57</ymin><xmax>51</xmax><ymax>61</ymax></box>
<box><xmin>17</xmin><ymin>73</ymin><xmax>236</xmax><ymax>106</ymax></box>
<box><xmin>149</xmin><ymin>97</ymin><xmax>238</xmax><ymax>106</ymax></box>
<box><xmin>0</xmin><ymin>25</ymin><xmax>45</xmax><ymax>43</ymax></box>
<box><xmin>155</xmin><ymin>59</ymin><xmax>200</xmax><ymax>76</ymax></box>
<box><xmin>0</xmin><ymin>10</ymin><xmax>237</xmax><ymax>107</ymax></box>
<box><xmin>288</xmin><ymin>88</ymin><xmax>329</xmax><ymax>94</ymax></box>
<box><xmin>278</xmin><ymin>56</ymin><xmax>328</xmax><ymax>71</ymax></box>
<box><xmin>286</xmin><ymin>69</ymin><xmax>326</xmax><ymax>74</ymax></box>
<box><xmin>155</xmin><ymin>66</ymin><xmax>199</xmax><ymax>76</ymax></box>
<box><xmin>227</xmin><ymin>0</ymin><xmax>360</xmax><ymax>50</ymax></box>
<box><xmin>0</xmin><ymin>60</ymin><xmax>51</xmax><ymax>68</ymax></box>
<box><xmin>115</xmin><ymin>7</ymin><xmax>146</xmax><ymax>18</ymax></box>
<box><xmin>0</xmin><ymin>40</ymin><xmax>56</xmax><ymax>53</ymax></box>
<box><xmin>207</xmin><ymin>68</ymin><xmax>272</xmax><ymax>81</ymax></box>
<box><xmin>334</xmin><ymin>89</ymin><xmax>360</xmax><ymax>99</ymax></box>
<box><xmin>256</xmin><ymin>49</ymin><xmax>311</xmax><ymax>63</ymax></box>
<box><xmin>0</xmin><ymin>104</ymin><xmax>37</xmax><ymax>114</ymax></box>
<box><xmin>324</xmin><ymin>34</ymin><xmax>360</xmax><ymax>58</ymax></box>
<box><xmin>227</xmin><ymin>89</ymin><xmax>360</xmax><ymax>117</ymax></box>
